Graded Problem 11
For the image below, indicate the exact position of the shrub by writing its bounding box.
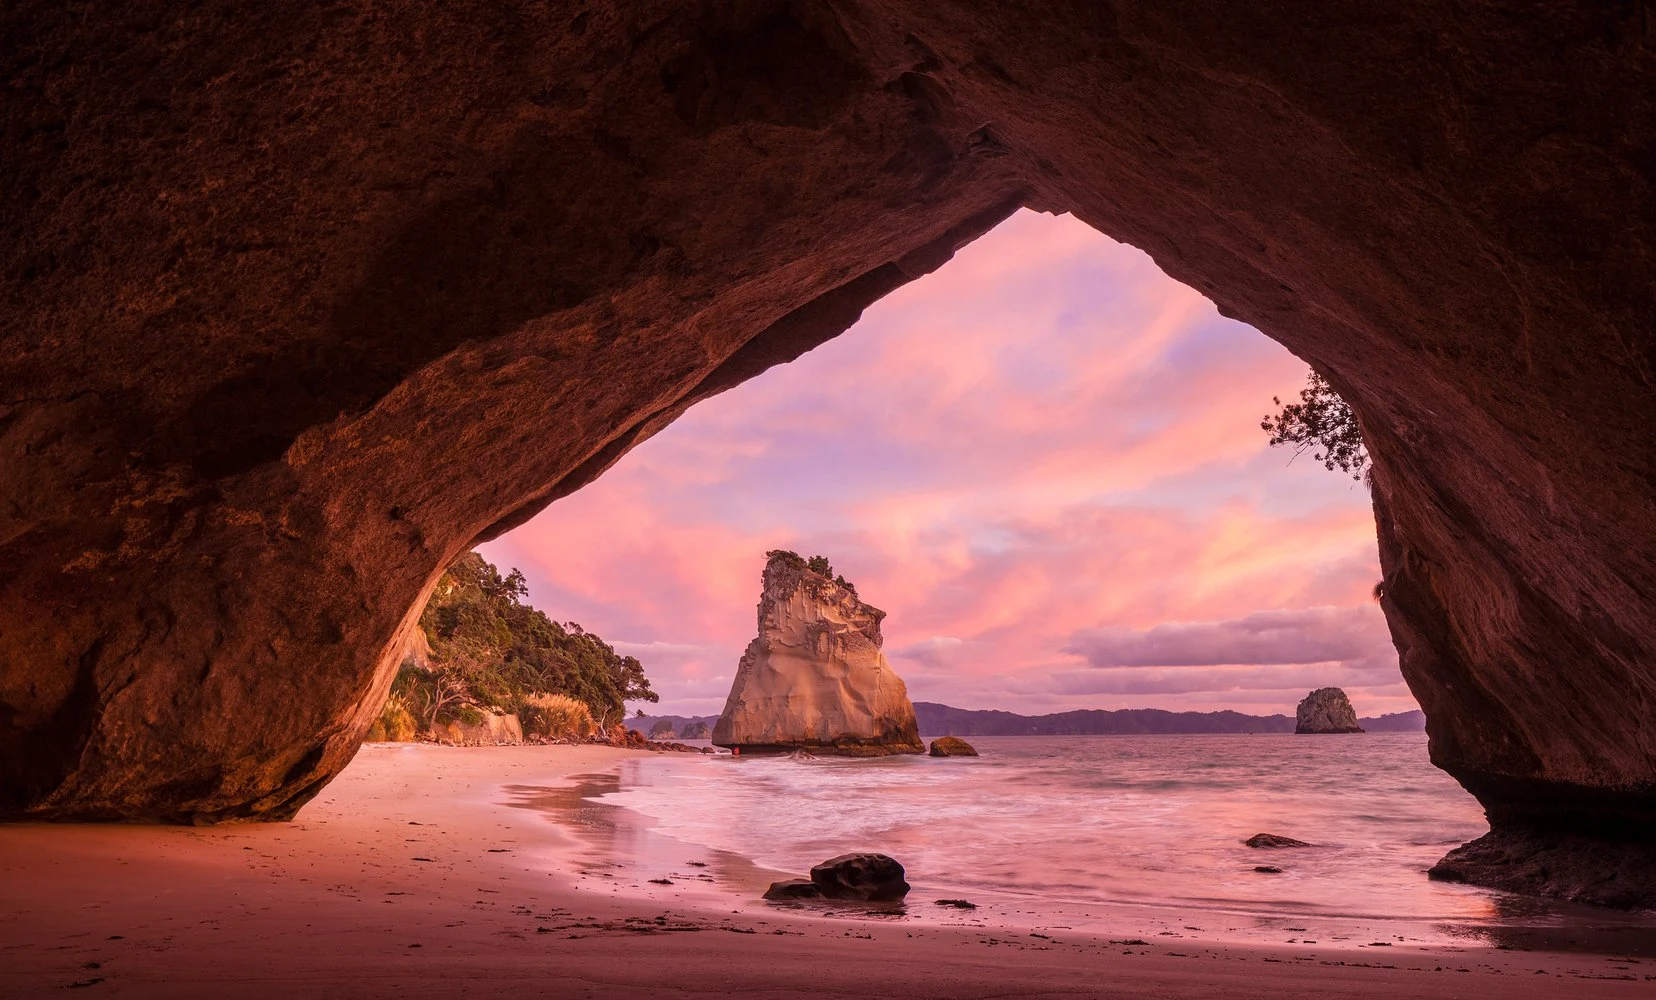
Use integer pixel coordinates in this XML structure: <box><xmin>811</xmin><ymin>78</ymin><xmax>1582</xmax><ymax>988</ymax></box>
<box><xmin>521</xmin><ymin>692</ymin><xmax>596</xmax><ymax>740</ymax></box>
<box><xmin>367</xmin><ymin>692</ymin><xmax>420</xmax><ymax>742</ymax></box>
<box><xmin>1262</xmin><ymin>370</ymin><xmax>1370</xmax><ymax>480</ymax></box>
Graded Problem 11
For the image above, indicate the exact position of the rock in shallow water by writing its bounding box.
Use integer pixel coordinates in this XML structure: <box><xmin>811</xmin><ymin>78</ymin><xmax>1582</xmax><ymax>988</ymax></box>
<box><xmin>929</xmin><ymin>736</ymin><xmax>978</xmax><ymax>757</ymax></box>
<box><xmin>762</xmin><ymin>878</ymin><xmax>823</xmax><ymax>901</ymax></box>
<box><xmin>809</xmin><ymin>853</ymin><xmax>910</xmax><ymax>901</ymax></box>
<box><xmin>1294</xmin><ymin>688</ymin><xmax>1364</xmax><ymax>734</ymax></box>
<box><xmin>1245</xmin><ymin>833</ymin><xmax>1313</xmax><ymax>848</ymax></box>
<box><xmin>1427</xmin><ymin>829</ymin><xmax>1656</xmax><ymax>909</ymax></box>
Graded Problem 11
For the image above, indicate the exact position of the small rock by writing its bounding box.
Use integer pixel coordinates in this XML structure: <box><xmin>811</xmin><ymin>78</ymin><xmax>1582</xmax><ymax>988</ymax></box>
<box><xmin>762</xmin><ymin>878</ymin><xmax>823</xmax><ymax>901</ymax></box>
<box><xmin>809</xmin><ymin>853</ymin><xmax>910</xmax><ymax>901</ymax></box>
<box><xmin>1245</xmin><ymin>833</ymin><xmax>1312</xmax><ymax>848</ymax></box>
<box><xmin>929</xmin><ymin>736</ymin><xmax>979</xmax><ymax>757</ymax></box>
<box><xmin>935</xmin><ymin>898</ymin><xmax>977</xmax><ymax>909</ymax></box>
<box><xmin>1254</xmin><ymin>866</ymin><xmax>1283</xmax><ymax>874</ymax></box>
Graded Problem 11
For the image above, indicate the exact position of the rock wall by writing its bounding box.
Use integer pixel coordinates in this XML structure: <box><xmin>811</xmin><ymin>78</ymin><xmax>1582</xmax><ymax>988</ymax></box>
<box><xmin>1294</xmin><ymin>688</ymin><xmax>1363</xmax><ymax>735</ymax></box>
<box><xmin>1</xmin><ymin>1</ymin><xmax>1652</xmax><ymax>901</ymax></box>
<box><xmin>714</xmin><ymin>553</ymin><xmax>922</xmax><ymax>755</ymax></box>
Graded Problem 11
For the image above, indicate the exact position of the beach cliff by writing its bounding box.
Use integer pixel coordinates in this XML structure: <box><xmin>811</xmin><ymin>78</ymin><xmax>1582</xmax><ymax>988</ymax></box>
<box><xmin>713</xmin><ymin>552</ymin><xmax>923</xmax><ymax>756</ymax></box>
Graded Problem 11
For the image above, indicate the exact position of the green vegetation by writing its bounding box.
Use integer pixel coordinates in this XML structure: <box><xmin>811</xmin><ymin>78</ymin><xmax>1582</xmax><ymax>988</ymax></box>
<box><xmin>371</xmin><ymin>552</ymin><xmax>656</xmax><ymax>740</ymax></box>
<box><xmin>1262</xmin><ymin>371</ymin><xmax>1370</xmax><ymax>481</ymax></box>
<box><xmin>768</xmin><ymin>548</ymin><xmax>857</xmax><ymax>594</ymax></box>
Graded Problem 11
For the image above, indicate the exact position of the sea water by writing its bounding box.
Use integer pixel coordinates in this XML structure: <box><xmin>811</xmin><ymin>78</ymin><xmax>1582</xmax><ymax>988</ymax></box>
<box><xmin>547</xmin><ymin>734</ymin><xmax>1656</xmax><ymax>949</ymax></box>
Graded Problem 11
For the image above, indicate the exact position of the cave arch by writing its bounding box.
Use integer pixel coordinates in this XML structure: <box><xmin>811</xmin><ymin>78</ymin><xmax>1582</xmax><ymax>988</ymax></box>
<box><xmin>1</xmin><ymin>2</ymin><xmax>1651</xmax><ymax>901</ymax></box>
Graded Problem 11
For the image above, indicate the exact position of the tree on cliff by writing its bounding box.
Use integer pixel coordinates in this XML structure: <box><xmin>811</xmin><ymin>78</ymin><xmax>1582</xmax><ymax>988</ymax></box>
<box><xmin>375</xmin><ymin>553</ymin><xmax>657</xmax><ymax>739</ymax></box>
<box><xmin>1262</xmin><ymin>371</ymin><xmax>1369</xmax><ymax>480</ymax></box>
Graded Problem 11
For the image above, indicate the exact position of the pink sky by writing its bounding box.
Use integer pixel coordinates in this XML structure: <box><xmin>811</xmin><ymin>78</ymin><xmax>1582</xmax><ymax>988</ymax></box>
<box><xmin>480</xmin><ymin>210</ymin><xmax>1410</xmax><ymax>719</ymax></box>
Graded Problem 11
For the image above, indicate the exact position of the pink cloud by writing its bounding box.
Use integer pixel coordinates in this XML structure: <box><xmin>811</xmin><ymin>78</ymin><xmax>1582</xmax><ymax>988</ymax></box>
<box><xmin>481</xmin><ymin>210</ymin><xmax>1411</xmax><ymax>718</ymax></box>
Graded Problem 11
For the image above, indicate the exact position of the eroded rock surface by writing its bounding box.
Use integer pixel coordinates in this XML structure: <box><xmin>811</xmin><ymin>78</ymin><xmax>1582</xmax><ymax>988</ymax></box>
<box><xmin>1295</xmin><ymin>688</ymin><xmax>1363</xmax><ymax>735</ymax></box>
<box><xmin>1</xmin><ymin>1</ymin><xmax>1653</xmax><ymax>904</ymax></box>
<box><xmin>714</xmin><ymin>553</ymin><xmax>922</xmax><ymax>756</ymax></box>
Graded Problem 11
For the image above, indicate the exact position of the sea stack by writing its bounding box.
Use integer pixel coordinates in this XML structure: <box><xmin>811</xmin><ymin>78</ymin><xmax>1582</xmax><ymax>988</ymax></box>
<box><xmin>713</xmin><ymin>551</ymin><xmax>924</xmax><ymax>756</ymax></box>
<box><xmin>1295</xmin><ymin>687</ymin><xmax>1364</xmax><ymax>734</ymax></box>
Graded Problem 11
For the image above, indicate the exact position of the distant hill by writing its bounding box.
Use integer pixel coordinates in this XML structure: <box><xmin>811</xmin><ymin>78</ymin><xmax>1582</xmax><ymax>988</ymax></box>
<box><xmin>633</xmin><ymin>705</ymin><xmax>1427</xmax><ymax>739</ymax></box>
<box><xmin>914</xmin><ymin>702</ymin><xmax>1427</xmax><ymax>736</ymax></box>
<box><xmin>1357</xmin><ymin>710</ymin><xmax>1427</xmax><ymax>732</ymax></box>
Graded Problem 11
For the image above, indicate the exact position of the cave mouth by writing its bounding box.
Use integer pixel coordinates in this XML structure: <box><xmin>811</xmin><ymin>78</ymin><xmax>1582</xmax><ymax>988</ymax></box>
<box><xmin>3</xmin><ymin>0</ymin><xmax>1651</xmax><ymax>913</ymax></box>
<box><xmin>477</xmin><ymin>208</ymin><xmax>1409</xmax><ymax>732</ymax></box>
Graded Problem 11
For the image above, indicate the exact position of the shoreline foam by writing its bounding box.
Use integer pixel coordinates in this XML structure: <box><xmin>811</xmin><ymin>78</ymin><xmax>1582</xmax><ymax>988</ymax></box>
<box><xmin>1</xmin><ymin>743</ymin><xmax>1651</xmax><ymax>998</ymax></box>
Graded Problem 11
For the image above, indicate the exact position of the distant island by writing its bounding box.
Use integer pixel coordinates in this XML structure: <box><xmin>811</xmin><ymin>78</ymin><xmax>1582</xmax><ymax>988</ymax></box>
<box><xmin>633</xmin><ymin>704</ymin><xmax>1426</xmax><ymax>738</ymax></box>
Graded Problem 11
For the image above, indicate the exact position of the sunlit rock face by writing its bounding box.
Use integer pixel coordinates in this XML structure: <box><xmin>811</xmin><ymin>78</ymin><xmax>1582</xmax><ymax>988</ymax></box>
<box><xmin>714</xmin><ymin>553</ymin><xmax>923</xmax><ymax>756</ymax></box>
<box><xmin>1294</xmin><ymin>688</ymin><xmax>1363</xmax><ymax>735</ymax></box>
<box><xmin>1</xmin><ymin>1</ymin><xmax>1652</xmax><ymax>902</ymax></box>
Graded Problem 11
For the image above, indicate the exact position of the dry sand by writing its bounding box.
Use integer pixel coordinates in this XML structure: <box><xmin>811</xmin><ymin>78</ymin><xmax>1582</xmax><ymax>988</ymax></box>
<box><xmin>2</xmin><ymin>743</ymin><xmax>1652</xmax><ymax>998</ymax></box>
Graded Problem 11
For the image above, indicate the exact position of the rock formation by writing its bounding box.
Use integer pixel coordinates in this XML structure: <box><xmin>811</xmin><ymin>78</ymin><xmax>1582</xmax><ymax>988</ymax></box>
<box><xmin>1245</xmin><ymin>834</ymin><xmax>1313</xmax><ymax>849</ymax></box>
<box><xmin>1295</xmin><ymin>689</ymin><xmax>1364</xmax><ymax>734</ymax></box>
<box><xmin>808</xmin><ymin>854</ymin><xmax>911</xmax><ymax>902</ymax></box>
<box><xmin>928</xmin><ymin>737</ymin><xmax>978</xmax><ymax>757</ymax></box>
<box><xmin>2</xmin><ymin>0</ymin><xmax>1653</xmax><ymax>905</ymax></box>
<box><xmin>762</xmin><ymin>878</ymin><xmax>823</xmax><ymax>901</ymax></box>
<box><xmin>714</xmin><ymin>553</ymin><xmax>923</xmax><ymax>756</ymax></box>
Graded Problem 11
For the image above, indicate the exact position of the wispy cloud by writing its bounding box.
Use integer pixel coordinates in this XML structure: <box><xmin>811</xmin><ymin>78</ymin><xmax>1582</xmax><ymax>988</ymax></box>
<box><xmin>1063</xmin><ymin>605</ymin><xmax>1392</xmax><ymax>669</ymax></box>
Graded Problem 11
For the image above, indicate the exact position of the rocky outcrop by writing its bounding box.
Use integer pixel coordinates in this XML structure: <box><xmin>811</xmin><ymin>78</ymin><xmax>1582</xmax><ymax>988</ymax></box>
<box><xmin>1295</xmin><ymin>689</ymin><xmax>1364</xmax><ymax>734</ymax></box>
<box><xmin>435</xmin><ymin>711</ymin><xmax>523</xmax><ymax>746</ymax></box>
<box><xmin>1427</xmin><ymin>830</ymin><xmax>1656</xmax><ymax>910</ymax></box>
<box><xmin>713</xmin><ymin>553</ymin><xmax>923</xmax><ymax>756</ymax></box>
<box><xmin>2</xmin><ymin>2</ymin><xmax>1654</xmax><ymax>905</ymax></box>
<box><xmin>808</xmin><ymin>854</ymin><xmax>911</xmax><ymax>902</ymax></box>
<box><xmin>928</xmin><ymin>737</ymin><xmax>979</xmax><ymax>758</ymax></box>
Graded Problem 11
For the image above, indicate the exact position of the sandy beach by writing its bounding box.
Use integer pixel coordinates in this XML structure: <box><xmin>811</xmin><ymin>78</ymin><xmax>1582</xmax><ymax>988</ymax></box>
<box><xmin>3</xmin><ymin>743</ymin><xmax>1652</xmax><ymax>999</ymax></box>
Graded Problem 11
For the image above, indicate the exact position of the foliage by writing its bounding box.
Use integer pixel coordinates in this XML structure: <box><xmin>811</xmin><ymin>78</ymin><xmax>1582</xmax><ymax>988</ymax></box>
<box><xmin>520</xmin><ymin>692</ymin><xmax>596</xmax><ymax>740</ymax></box>
<box><xmin>1261</xmin><ymin>371</ymin><xmax>1370</xmax><ymax>480</ymax></box>
<box><xmin>373</xmin><ymin>552</ymin><xmax>658</xmax><ymax>741</ymax></box>
<box><xmin>366</xmin><ymin>693</ymin><xmax>418</xmax><ymax>742</ymax></box>
<box><xmin>768</xmin><ymin>549</ymin><xmax>856</xmax><ymax>593</ymax></box>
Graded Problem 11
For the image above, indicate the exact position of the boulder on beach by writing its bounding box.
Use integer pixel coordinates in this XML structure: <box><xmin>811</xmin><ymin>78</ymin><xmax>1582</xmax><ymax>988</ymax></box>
<box><xmin>713</xmin><ymin>551</ymin><xmax>924</xmax><ymax>756</ymax></box>
<box><xmin>928</xmin><ymin>736</ymin><xmax>979</xmax><ymax>757</ymax></box>
<box><xmin>1246</xmin><ymin>833</ymin><xmax>1313</xmax><ymax>848</ymax></box>
<box><xmin>762</xmin><ymin>878</ymin><xmax>823</xmax><ymax>901</ymax></box>
<box><xmin>809</xmin><ymin>853</ymin><xmax>911</xmax><ymax>901</ymax></box>
<box><xmin>1294</xmin><ymin>687</ymin><xmax>1364</xmax><ymax>734</ymax></box>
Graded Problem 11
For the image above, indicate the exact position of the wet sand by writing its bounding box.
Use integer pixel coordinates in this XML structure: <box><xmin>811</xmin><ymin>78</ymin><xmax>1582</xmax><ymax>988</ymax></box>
<box><xmin>2</xmin><ymin>743</ymin><xmax>1651</xmax><ymax>998</ymax></box>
